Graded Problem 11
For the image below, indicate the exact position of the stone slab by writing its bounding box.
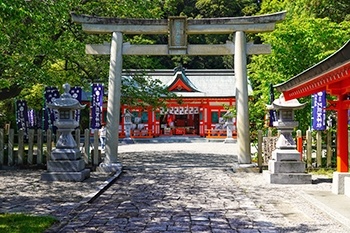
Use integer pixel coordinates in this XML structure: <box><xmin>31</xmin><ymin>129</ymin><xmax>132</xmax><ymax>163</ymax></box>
<box><xmin>96</xmin><ymin>163</ymin><xmax>123</xmax><ymax>173</ymax></box>
<box><xmin>332</xmin><ymin>172</ymin><xmax>350</xmax><ymax>195</ymax></box>
<box><xmin>263</xmin><ymin>170</ymin><xmax>312</xmax><ymax>184</ymax></box>
<box><xmin>224</xmin><ymin>138</ymin><xmax>236</xmax><ymax>143</ymax></box>
<box><xmin>51</xmin><ymin>148</ymin><xmax>81</xmax><ymax>160</ymax></box>
<box><xmin>271</xmin><ymin>149</ymin><xmax>301</xmax><ymax>161</ymax></box>
<box><xmin>344</xmin><ymin>177</ymin><xmax>350</xmax><ymax>198</ymax></box>
<box><xmin>47</xmin><ymin>159</ymin><xmax>85</xmax><ymax>172</ymax></box>
<box><xmin>41</xmin><ymin>169</ymin><xmax>90</xmax><ymax>182</ymax></box>
<box><xmin>268</xmin><ymin>160</ymin><xmax>306</xmax><ymax>174</ymax></box>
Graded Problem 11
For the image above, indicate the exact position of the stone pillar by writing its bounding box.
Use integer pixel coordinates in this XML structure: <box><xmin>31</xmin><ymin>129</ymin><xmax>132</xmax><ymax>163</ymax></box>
<box><xmin>234</xmin><ymin>31</ymin><xmax>251</xmax><ymax>163</ymax></box>
<box><xmin>98</xmin><ymin>32</ymin><xmax>123</xmax><ymax>172</ymax></box>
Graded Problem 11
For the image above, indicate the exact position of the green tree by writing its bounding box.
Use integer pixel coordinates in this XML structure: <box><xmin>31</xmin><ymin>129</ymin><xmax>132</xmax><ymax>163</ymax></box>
<box><xmin>249</xmin><ymin>0</ymin><xmax>350</xmax><ymax>133</ymax></box>
<box><xmin>0</xmin><ymin>0</ymin><xmax>173</xmax><ymax>126</ymax></box>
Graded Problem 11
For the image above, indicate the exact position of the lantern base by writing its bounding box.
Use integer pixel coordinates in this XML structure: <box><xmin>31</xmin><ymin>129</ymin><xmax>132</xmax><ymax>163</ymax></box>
<box><xmin>264</xmin><ymin>148</ymin><xmax>311</xmax><ymax>184</ymax></box>
<box><xmin>263</xmin><ymin>171</ymin><xmax>312</xmax><ymax>184</ymax></box>
<box><xmin>41</xmin><ymin>169</ymin><xmax>90</xmax><ymax>182</ymax></box>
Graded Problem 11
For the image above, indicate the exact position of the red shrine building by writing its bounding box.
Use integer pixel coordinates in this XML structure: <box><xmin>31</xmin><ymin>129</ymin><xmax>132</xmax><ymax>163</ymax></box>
<box><xmin>114</xmin><ymin>68</ymin><xmax>252</xmax><ymax>138</ymax></box>
<box><xmin>275</xmin><ymin>40</ymin><xmax>350</xmax><ymax>176</ymax></box>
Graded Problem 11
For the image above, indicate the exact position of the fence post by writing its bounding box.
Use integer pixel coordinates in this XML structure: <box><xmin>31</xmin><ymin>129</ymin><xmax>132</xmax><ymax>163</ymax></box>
<box><xmin>18</xmin><ymin>129</ymin><xmax>24</xmax><ymax>165</ymax></box>
<box><xmin>46</xmin><ymin>129</ymin><xmax>52</xmax><ymax>163</ymax></box>
<box><xmin>93</xmin><ymin>130</ymin><xmax>99</xmax><ymax>166</ymax></box>
<box><xmin>268</xmin><ymin>128</ymin><xmax>272</xmax><ymax>137</ymax></box>
<box><xmin>327</xmin><ymin>130</ymin><xmax>332</xmax><ymax>167</ymax></box>
<box><xmin>8</xmin><ymin>129</ymin><xmax>14</xmax><ymax>166</ymax></box>
<box><xmin>84</xmin><ymin>129</ymin><xmax>90</xmax><ymax>164</ymax></box>
<box><xmin>0</xmin><ymin>129</ymin><xmax>3</xmax><ymax>165</ymax></box>
<box><xmin>296</xmin><ymin>130</ymin><xmax>302</xmax><ymax>161</ymax></box>
<box><xmin>306</xmin><ymin>130</ymin><xmax>312</xmax><ymax>168</ymax></box>
<box><xmin>37</xmin><ymin>129</ymin><xmax>43</xmax><ymax>164</ymax></box>
<box><xmin>316</xmin><ymin>130</ymin><xmax>322</xmax><ymax>167</ymax></box>
<box><xmin>257</xmin><ymin>130</ymin><xmax>263</xmax><ymax>172</ymax></box>
<box><xmin>28</xmin><ymin>129</ymin><xmax>34</xmax><ymax>164</ymax></box>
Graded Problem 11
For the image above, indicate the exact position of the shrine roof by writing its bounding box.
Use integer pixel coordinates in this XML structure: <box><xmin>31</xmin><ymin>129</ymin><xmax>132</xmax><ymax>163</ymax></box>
<box><xmin>274</xmin><ymin>40</ymin><xmax>350</xmax><ymax>99</ymax></box>
<box><xmin>124</xmin><ymin>69</ymin><xmax>253</xmax><ymax>98</ymax></box>
<box><xmin>166</xmin><ymin>70</ymin><xmax>201</xmax><ymax>93</ymax></box>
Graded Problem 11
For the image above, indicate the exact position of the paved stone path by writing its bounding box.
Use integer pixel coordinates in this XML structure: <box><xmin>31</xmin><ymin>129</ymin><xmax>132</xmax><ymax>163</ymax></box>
<box><xmin>0</xmin><ymin>168</ymin><xmax>109</xmax><ymax>221</ymax></box>
<box><xmin>48</xmin><ymin>143</ymin><xmax>349</xmax><ymax>233</ymax></box>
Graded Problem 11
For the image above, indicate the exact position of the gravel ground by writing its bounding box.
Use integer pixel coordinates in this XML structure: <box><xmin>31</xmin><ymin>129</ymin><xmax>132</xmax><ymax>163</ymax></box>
<box><xmin>0</xmin><ymin>142</ymin><xmax>349</xmax><ymax>232</ymax></box>
<box><xmin>0</xmin><ymin>169</ymin><xmax>112</xmax><ymax>220</ymax></box>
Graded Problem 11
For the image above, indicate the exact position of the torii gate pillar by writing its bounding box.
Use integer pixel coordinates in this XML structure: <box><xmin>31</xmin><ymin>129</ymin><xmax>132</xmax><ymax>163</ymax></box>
<box><xmin>235</xmin><ymin>31</ymin><xmax>251</xmax><ymax>163</ymax></box>
<box><xmin>96</xmin><ymin>32</ymin><xmax>123</xmax><ymax>172</ymax></box>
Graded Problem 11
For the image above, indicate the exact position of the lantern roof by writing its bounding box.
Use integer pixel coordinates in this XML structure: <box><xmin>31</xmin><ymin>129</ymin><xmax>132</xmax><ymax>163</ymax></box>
<box><xmin>267</xmin><ymin>94</ymin><xmax>306</xmax><ymax>110</ymax></box>
<box><xmin>47</xmin><ymin>83</ymin><xmax>85</xmax><ymax>110</ymax></box>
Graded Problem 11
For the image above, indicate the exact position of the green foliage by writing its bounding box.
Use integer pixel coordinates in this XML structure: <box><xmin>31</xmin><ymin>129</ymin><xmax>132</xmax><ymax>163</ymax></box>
<box><xmin>0</xmin><ymin>0</ymin><xmax>177</xmax><ymax>124</ymax></box>
<box><xmin>0</xmin><ymin>213</ymin><xmax>57</xmax><ymax>233</ymax></box>
<box><xmin>248</xmin><ymin>0</ymin><xmax>350</xmax><ymax>134</ymax></box>
<box><xmin>308</xmin><ymin>168</ymin><xmax>336</xmax><ymax>177</ymax></box>
<box><xmin>2</xmin><ymin>0</ymin><xmax>350</xmax><ymax>134</ymax></box>
<box><xmin>121</xmin><ymin>72</ymin><xmax>178</xmax><ymax>109</ymax></box>
<box><xmin>195</xmin><ymin>0</ymin><xmax>259</xmax><ymax>17</ymax></box>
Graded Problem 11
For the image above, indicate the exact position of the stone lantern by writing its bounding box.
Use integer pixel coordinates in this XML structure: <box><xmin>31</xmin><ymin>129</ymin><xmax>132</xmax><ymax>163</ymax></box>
<box><xmin>41</xmin><ymin>83</ymin><xmax>90</xmax><ymax>182</ymax></box>
<box><xmin>263</xmin><ymin>95</ymin><xmax>311</xmax><ymax>184</ymax></box>
<box><xmin>223</xmin><ymin>110</ymin><xmax>235</xmax><ymax>143</ymax></box>
<box><xmin>124</xmin><ymin>110</ymin><xmax>133</xmax><ymax>137</ymax></box>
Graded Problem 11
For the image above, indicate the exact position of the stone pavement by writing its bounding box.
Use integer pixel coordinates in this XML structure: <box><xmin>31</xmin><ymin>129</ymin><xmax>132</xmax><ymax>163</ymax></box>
<box><xmin>1</xmin><ymin>142</ymin><xmax>350</xmax><ymax>233</ymax></box>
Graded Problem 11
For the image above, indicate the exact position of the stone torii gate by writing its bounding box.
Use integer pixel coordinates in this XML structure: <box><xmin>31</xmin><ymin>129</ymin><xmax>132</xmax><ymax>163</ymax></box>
<box><xmin>71</xmin><ymin>11</ymin><xmax>286</xmax><ymax>171</ymax></box>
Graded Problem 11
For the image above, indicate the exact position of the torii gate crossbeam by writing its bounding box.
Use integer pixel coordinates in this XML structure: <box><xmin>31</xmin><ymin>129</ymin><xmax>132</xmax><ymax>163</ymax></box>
<box><xmin>72</xmin><ymin>11</ymin><xmax>286</xmax><ymax>171</ymax></box>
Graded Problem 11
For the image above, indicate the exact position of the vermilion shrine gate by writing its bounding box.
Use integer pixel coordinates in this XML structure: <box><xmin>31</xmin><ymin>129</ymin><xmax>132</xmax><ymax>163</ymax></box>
<box><xmin>72</xmin><ymin>11</ymin><xmax>286</xmax><ymax>170</ymax></box>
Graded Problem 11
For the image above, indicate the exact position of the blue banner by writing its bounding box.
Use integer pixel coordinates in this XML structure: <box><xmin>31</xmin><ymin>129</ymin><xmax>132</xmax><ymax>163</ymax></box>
<box><xmin>268</xmin><ymin>83</ymin><xmax>277</xmax><ymax>127</ymax></box>
<box><xmin>312</xmin><ymin>91</ymin><xmax>326</xmax><ymax>130</ymax></box>
<box><xmin>91</xmin><ymin>83</ymin><xmax>104</xmax><ymax>129</ymax></box>
<box><xmin>16</xmin><ymin>100</ymin><xmax>29</xmax><ymax>133</ymax></box>
<box><xmin>69</xmin><ymin>86</ymin><xmax>82</xmax><ymax>123</ymax></box>
<box><xmin>27</xmin><ymin>109</ymin><xmax>38</xmax><ymax>129</ymax></box>
<box><xmin>44</xmin><ymin>86</ymin><xmax>60</xmax><ymax>131</ymax></box>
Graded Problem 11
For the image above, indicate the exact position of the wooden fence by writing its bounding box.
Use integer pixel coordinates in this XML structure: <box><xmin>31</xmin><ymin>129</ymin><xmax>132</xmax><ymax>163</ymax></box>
<box><xmin>0</xmin><ymin>128</ymin><xmax>101</xmax><ymax>167</ymax></box>
<box><xmin>0</xmin><ymin>127</ymin><xmax>340</xmax><ymax>170</ymax></box>
<box><xmin>259</xmin><ymin>129</ymin><xmax>338</xmax><ymax>170</ymax></box>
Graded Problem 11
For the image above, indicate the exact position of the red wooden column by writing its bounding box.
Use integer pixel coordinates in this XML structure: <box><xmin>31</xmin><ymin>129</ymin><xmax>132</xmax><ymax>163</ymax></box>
<box><xmin>336</xmin><ymin>95</ymin><xmax>349</xmax><ymax>172</ymax></box>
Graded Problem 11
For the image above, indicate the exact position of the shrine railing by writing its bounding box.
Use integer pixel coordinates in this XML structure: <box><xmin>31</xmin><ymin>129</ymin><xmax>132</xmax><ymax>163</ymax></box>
<box><xmin>205</xmin><ymin>129</ymin><xmax>237</xmax><ymax>138</ymax></box>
